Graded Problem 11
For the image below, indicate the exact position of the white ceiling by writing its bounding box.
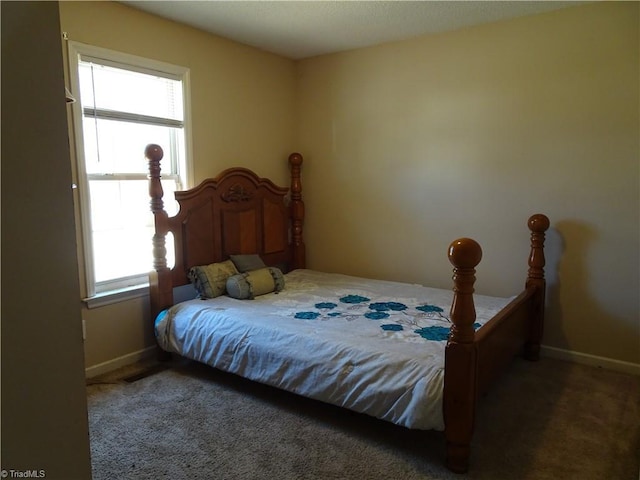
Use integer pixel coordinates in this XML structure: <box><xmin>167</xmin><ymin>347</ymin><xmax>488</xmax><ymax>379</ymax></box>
<box><xmin>122</xmin><ymin>1</ymin><xmax>587</xmax><ymax>60</ymax></box>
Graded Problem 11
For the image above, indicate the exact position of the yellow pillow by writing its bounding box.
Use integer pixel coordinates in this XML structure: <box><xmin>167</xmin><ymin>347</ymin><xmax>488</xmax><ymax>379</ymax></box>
<box><xmin>188</xmin><ymin>260</ymin><xmax>239</xmax><ymax>299</ymax></box>
<box><xmin>226</xmin><ymin>267</ymin><xmax>285</xmax><ymax>299</ymax></box>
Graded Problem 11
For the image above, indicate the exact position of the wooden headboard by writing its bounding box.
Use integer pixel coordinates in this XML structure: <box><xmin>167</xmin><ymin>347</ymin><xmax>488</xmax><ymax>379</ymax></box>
<box><xmin>146</xmin><ymin>144</ymin><xmax>305</xmax><ymax>318</ymax></box>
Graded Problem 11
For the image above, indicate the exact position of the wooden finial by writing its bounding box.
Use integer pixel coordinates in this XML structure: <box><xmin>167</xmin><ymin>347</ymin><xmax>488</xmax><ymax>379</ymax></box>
<box><xmin>527</xmin><ymin>214</ymin><xmax>550</xmax><ymax>284</ymax></box>
<box><xmin>288</xmin><ymin>152</ymin><xmax>303</xmax><ymax>167</ymax></box>
<box><xmin>146</xmin><ymin>144</ymin><xmax>165</xmax><ymax>214</ymax></box>
<box><xmin>448</xmin><ymin>238</ymin><xmax>482</xmax><ymax>344</ymax></box>
<box><xmin>448</xmin><ymin>238</ymin><xmax>483</xmax><ymax>270</ymax></box>
<box><xmin>145</xmin><ymin>143</ymin><xmax>164</xmax><ymax>163</ymax></box>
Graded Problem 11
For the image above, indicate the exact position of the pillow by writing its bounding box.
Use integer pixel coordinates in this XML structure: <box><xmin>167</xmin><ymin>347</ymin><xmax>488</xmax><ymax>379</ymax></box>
<box><xmin>229</xmin><ymin>254</ymin><xmax>266</xmax><ymax>273</ymax></box>
<box><xmin>188</xmin><ymin>259</ymin><xmax>239</xmax><ymax>299</ymax></box>
<box><xmin>226</xmin><ymin>267</ymin><xmax>285</xmax><ymax>300</ymax></box>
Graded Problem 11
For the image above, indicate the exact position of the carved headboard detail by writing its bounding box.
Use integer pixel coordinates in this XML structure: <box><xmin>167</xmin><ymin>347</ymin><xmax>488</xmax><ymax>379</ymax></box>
<box><xmin>221</xmin><ymin>184</ymin><xmax>254</xmax><ymax>203</ymax></box>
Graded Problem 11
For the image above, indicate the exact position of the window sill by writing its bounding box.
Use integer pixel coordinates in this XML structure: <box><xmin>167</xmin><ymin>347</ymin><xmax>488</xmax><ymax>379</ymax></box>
<box><xmin>83</xmin><ymin>284</ymin><xmax>149</xmax><ymax>309</ymax></box>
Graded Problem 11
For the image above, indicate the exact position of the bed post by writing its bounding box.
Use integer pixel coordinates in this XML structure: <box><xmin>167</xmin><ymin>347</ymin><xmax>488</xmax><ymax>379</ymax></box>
<box><xmin>288</xmin><ymin>152</ymin><xmax>306</xmax><ymax>270</ymax></box>
<box><xmin>524</xmin><ymin>214</ymin><xmax>550</xmax><ymax>361</ymax></box>
<box><xmin>444</xmin><ymin>237</ymin><xmax>482</xmax><ymax>474</ymax></box>
<box><xmin>146</xmin><ymin>144</ymin><xmax>173</xmax><ymax>321</ymax></box>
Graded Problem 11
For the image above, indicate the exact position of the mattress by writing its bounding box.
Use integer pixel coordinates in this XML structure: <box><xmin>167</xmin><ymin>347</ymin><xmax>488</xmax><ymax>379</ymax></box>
<box><xmin>155</xmin><ymin>269</ymin><xmax>511</xmax><ymax>431</ymax></box>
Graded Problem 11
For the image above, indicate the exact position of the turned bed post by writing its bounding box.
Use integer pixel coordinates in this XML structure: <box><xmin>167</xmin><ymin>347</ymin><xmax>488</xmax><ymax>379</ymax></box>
<box><xmin>288</xmin><ymin>152</ymin><xmax>306</xmax><ymax>270</ymax></box>
<box><xmin>146</xmin><ymin>144</ymin><xmax>173</xmax><ymax>320</ymax></box>
<box><xmin>444</xmin><ymin>237</ymin><xmax>482</xmax><ymax>474</ymax></box>
<box><xmin>524</xmin><ymin>214</ymin><xmax>550</xmax><ymax>361</ymax></box>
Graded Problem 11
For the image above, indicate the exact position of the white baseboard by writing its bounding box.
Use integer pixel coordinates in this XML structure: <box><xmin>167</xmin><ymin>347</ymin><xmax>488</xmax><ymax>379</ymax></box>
<box><xmin>541</xmin><ymin>345</ymin><xmax>640</xmax><ymax>376</ymax></box>
<box><xmin>85</xmin><ymin>346</ymin><xmax>159</xmax><ymax>378</ymax></box>
<box><xmin>85</xmin><ymin>344</ymin><xmax>638</xmax><ymax>378</ymax></box>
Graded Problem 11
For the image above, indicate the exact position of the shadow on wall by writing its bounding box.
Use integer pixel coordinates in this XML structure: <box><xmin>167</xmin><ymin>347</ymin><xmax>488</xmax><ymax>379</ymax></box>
<box><xmin>545</xmin><ymin>219</ymin><xmax>635</xmax><ymax>361</ymax></box>
<box><xmin>544</xmin><ymin>224</ymin><xmax>566</xmax><ymax>352</ymax></box>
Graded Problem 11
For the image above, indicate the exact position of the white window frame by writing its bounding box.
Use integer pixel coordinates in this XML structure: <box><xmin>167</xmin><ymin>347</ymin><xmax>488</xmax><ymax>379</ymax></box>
<box><xmin>67</xmin><ymin>42</ymin><xmax>193</xmax><ymax>305</ymax></box>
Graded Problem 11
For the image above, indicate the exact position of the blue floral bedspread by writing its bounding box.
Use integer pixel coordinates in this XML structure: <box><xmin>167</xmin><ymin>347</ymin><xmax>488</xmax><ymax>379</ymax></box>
<box><xmin>156</xmin><ymin>269</ymin><xmax>510</xmax><ymax>431</ymax></box>
<box><xmin>292</xmin><ymin>294</ymin><xmax>480</xmax><ymax>341</ymax></box>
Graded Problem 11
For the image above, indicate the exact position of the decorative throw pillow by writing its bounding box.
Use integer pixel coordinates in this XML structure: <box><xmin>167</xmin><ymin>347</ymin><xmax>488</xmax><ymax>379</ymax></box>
<box><xmin>188</xmin><ymin>259</ymin><xmax>239</xmax><ymax>299</ymax></box>
<box><xmin>229</xmin><ymin>254</ymin><xmax>266</xmax><ymax>273</ymax></box>
<box><xmin>226</xmin><ymin>267</ymin><xmax>285</xmax><ymax>300</ymax></box>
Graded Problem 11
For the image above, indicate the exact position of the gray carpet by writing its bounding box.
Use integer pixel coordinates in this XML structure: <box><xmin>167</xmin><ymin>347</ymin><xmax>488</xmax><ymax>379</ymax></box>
<box><xmin>87</xmin><ymin>356</ymin><xmax>639</xmax><ymax>480</ymax></box>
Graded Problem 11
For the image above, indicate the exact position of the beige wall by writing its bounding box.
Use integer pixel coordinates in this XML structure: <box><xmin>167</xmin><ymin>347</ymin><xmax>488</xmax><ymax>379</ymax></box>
<box><xmin>2</xmin><ymin>2</ymin><xmax>92</xmax><ymax>477</ymax></box>
<box><xmin>59</xmin><ymin>1</ymin><xmax>297</xmax><ymax>369</ymax></box>
<box><xmin>61</xmin><ymin>1</ymin><xmax>638</xmax><ymax>371</ymax></box>
<box><xmin>297</xmin><ymin>2</ymin><xmax>639</xmax><ymax>364</ymax></box>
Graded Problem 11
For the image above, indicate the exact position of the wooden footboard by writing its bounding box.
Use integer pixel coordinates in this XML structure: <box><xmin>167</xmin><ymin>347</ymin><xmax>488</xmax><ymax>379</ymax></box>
<box><xmin>444</xmin><ymin>214</ymin><xmax>549</xmax><ymax>473</ymax></box>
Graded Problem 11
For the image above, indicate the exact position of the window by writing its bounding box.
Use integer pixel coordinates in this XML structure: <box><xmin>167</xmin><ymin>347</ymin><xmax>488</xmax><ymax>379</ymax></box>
<box><xmin>67</xmin><ymin>43</ymin><xmax>191</xmax><ymax>302</ymax></box>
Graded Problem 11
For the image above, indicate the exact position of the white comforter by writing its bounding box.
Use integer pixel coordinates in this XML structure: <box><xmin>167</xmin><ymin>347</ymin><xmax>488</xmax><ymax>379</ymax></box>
<box><xmin>155</xmin><ymin>269</ymin><xmax>510</xmax><ymax>431</ymax></box>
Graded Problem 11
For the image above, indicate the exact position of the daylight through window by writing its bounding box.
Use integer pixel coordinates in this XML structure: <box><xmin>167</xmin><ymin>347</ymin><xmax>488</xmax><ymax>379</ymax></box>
<box><xmin>68</xmin><ymin>43</ymin><xmax>190</xmax><ymax>298</ymax></box>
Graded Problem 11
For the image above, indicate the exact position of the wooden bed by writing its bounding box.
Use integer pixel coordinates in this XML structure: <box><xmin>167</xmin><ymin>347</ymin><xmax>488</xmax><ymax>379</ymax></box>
<box><xmin>146</xmin><ymin>144</ymin><xmax>549</xmax><ymax>473</ymax></box>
